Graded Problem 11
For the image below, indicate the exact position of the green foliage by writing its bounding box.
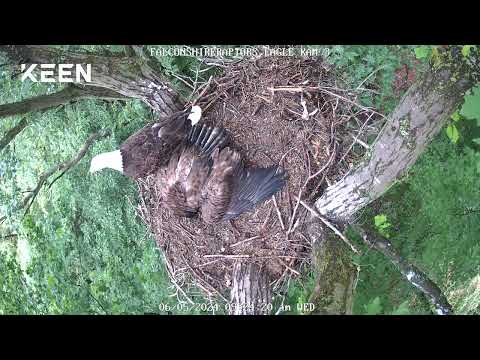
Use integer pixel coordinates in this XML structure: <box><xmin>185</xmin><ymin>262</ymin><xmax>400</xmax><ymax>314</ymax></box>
<box><xmin>364</xmin><ymin>296</ymin><xmax>383</xmax><ymax>314</ymax></box>
<box><xmin>323</xmin><ymin>45</ymin><xmax>418</xmax><ymax>113</ymax></box>
<box><xmin>446</xmin><ymin>123</ymin><xmax>460</xmax><ymax>144</ymax></box>
<box><xmin>0</xmin><ymin>64</ymin><xmax>196</xmax><ymax>314</ymax></box>
<box><xmin>374</xmin><ymin>214</ymin><xmax>392</xmax><ymax>238</ymax></box>
<box><xmin>461</xmin><ymin>45</ymin><xmax>476</xmax><ymax>58</ymax></box>
<box><xmin>274</xmin><ymin>270</ymin><xmax>317</xmax><ymax>315</ymax></box>
<box><xmin>460</xmin><ymin>86</ymin><xmax>480</xmax><ymax>125</ymax></box>
<box><xmin>354</xmin><ymin>134</ymin><xmax>480</xmax><ymax>315</ymax></box>
<box><xmin>363</xmin><ymin>297</ymin><xmax>411</xmax><ymax>315</ymax></box>
<box><xmin>414</xmin><ymin>46</ymin><xmax>432</xmax><ymax>59</ymax></box>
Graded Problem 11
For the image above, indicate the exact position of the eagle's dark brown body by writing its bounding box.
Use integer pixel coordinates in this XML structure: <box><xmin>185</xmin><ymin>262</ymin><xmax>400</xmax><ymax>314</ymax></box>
<box><xmin>120</xmin><ymin>110</ymin><xmax>193</xmax><ymax>179</ymax></box>
<box><xmin>119</xmin><ymin>107</ymin><xmax>286</xmax><ymax>223</ymax></box>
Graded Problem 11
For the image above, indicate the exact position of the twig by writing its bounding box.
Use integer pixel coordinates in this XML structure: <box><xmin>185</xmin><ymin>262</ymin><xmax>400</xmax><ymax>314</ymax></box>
<box><xmin>272</xmin><ymin>195</ymin><xmax>285</xmax><ymax>230</ymax></box>
<box><xmin>203</xmin><ymin>254</ymin><xmax>250</xmax><ymax>259</ymax></box>
<box><xmin>230</xmin><ymin>235</ymin><xmax>262</xmax><ymax>248</ymax></box>
<box><xmin>297</xmin><ymin>198</ymin><xmax>361</xmax><ymax>254</ymax></box>
<box><xmin>171</xmin><ymin>73</ymin><xmax>195</xmax><ymax>89</ymax></box>
<box><xmin>355</xmin><ymin>65</ymin><xmax>385</xmax><ymax>90</ymax></box>
<box><xmin>21</xmin><ymin>130</ymin><xmax>110</xmax><ymax>216</ymax></box>
<box><xmin>287</xmin><ymin>188</ymin><xmax>303</xmax><ymax>234</ymax></box>
<box><xmin>338</xmin><ymin>112</ymin><xmax>374</xmax><ymax>164</ymax></box>
<box><xmin>306</xmin><ymin>143</ymin><xmax>336</xmax><ymax>182</ymax></box>
<box><xmin>163</xmin><ymin>253</ymin><xmax>195</xmax><ymax>305</ymax></box>
<box><xmin>191</xmin><ymin>75</ymin><xmax>213</xmax><ymax>106</ymax></box>
<box><xmin>268</xmin><ymin>85</ymin><xmax>386</xmax><ymax>119</ymax></box>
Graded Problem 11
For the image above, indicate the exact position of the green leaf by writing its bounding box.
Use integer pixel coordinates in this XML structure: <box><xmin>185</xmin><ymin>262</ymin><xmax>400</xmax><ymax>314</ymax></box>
<box><xmin>390</xmin><ymin>301</ymin><xmax>411</xmax><ymax>315</ymax></box>
<box><xmin>462</xmin><ymin>45</ymin><xmax>475</xmax><ymax>58</ymax></box>
<box><xmin>364</xmin><ymin>297</ymin><xmax>383</xmax><ymax>315</ymax></box>
<box><xmin>460</xmin><ymin>86</ymin><xmax>480</xmax><ymax>125</ymax></box>
<box><xmin>414</xmin><ymin>46</ymin><xmax>431</xmax><ymax>59</ymax></box>
<box><xmin>446</xmin><ymin>123</ymin><xmax>460</xmax><ymax>144</ymax></box>
<box><xmin>451</xmin><ymin>111</ymin><xmax>461</xmax><ymax>122</ymax></box>
<box><xmin>431</xmin><ymin>47</ymin><xmax>441</xmax><ymax>68</ymax></box>
<box><xmin>472</xmin><ymin>138</ymin><xmax>480</xmax><ymax>145</ymax></box>
<box><xmin>374</xmin><ymin>214</ymin><xmax>388</xmax><ymax>227</ymax></box>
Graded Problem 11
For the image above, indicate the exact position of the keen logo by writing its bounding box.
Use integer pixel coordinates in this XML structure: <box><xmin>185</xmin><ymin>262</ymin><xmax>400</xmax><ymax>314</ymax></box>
<box><xmin>20</xmin><ymin>64</ymin><xmax>92</xmax><ymax>83</ymax></box>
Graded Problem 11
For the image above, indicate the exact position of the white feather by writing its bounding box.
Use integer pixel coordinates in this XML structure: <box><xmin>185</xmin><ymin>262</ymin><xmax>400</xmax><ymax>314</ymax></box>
<box><xmin>188</xmin><ymin>105</ymin><xmax>202</xmax><ymax>125</ymax></box>
<box><xmin>90</xmin><ymin>150</ymin><xmax>124</xmax><ymax>174</ymax></box>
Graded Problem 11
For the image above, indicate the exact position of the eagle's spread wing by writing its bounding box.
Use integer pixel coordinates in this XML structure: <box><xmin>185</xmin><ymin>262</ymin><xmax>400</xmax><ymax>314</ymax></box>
<box><xmin>201</xmin><ymin>147</ymin><xmax>287</xmax><ymax>224</ymax></box>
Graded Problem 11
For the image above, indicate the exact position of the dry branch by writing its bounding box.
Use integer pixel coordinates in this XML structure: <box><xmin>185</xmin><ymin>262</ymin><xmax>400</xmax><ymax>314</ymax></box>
<box><xmin>298</xmin><ymin>198</ymin><xmax>361</xmax><ymax>255</ymax></box>
<box><xmin>353</xmin><ymin>225</ymin><xmax>454</xmax><ymax>315</ymax></box>
<box><xmin>21</xmin><ymin>130</ymin><xmax>110</xmax><ymax>215</ymax></box>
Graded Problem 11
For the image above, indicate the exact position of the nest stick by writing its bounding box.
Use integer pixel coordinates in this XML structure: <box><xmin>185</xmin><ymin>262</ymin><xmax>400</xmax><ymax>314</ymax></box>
<box><xmin>297</xmin><ymin>198</ymin><xmax>361</xmax><ymax>255</ymax></box>
<box><xmin>272</xmin><ymin>195</ymin><xmax>285</xmax><ymax>230</ymax></box>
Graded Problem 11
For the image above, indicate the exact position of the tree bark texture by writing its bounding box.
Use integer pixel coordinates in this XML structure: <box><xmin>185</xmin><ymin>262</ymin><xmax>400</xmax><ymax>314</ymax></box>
<box><xmin>229</xmin><ymin>262</ymin><xmax>272</xmax><ymax>315</ymax></box>
<box><xmin>0</xmin><ymin>117</ymin><xmax>29</xmax><ymax>152</ymax></box>
<box><xmin>0</xmin><ymin>45</ymin><xmax>183</xmax><ymax>117</ymax></box>
<box><xmin>0</xmin><ymin>85</ymin><xmax>126</xmax><ymax>120</ymax></box>
<box><xmin>315</xmin><ymin>47</ymin><xmax>480</xmax><ymax>222</ymax></box>
<box><xmin>306</xmin><ymin>221</ymin><xmax>359</xmax><ymax>314</ymax></box>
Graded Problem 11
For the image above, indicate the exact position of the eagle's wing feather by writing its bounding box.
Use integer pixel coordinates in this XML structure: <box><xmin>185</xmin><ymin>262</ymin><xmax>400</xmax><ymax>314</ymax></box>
<box><xmin>158</xmin><ymin>144</ymin><xmax>210</xmax><ymax>217</ymax></box>
<box><xmin>201</xmin><ymin>147</ymin><xmax>287</xmax><ymax>223</ymax></box>
<box><xmin>223</xmin><ymin>166</ymin><xmax>286</xmax><ymax>220</ymax></box>
<box><xmin>200</xmin><ymin>147</ymin><xmax>239</xmax><ymax>224</ymax></box>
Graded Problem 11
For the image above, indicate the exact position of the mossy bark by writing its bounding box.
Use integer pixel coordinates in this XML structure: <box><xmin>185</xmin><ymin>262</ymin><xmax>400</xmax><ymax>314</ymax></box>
<box><xmin>315</xmin><ymin>46</ymin><xmax>480</xmax><ymax>222</ymax></box>
<box><xmin>306</xmin><ymin>221</ymin><xmax>359</xmax><ymax>314</ymax></box>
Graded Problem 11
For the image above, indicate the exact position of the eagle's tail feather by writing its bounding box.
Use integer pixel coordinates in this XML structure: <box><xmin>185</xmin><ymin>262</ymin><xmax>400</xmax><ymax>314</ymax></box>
<box><xmin>223</xmin><ymin>166</ymin><xmax>287</xmax><ymax>220</ymax></box>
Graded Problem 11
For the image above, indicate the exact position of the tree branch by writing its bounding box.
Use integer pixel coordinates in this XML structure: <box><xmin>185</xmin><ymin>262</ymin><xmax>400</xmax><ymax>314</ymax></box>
<box><xmin>0</xmin><ymin>45</ymin><xmax>184</xmax><ymax>116</ymax></box>
<box><xmin>353</xmin><ymin>225</ymin><xmax>454</xmax><ymax>315</ymax></box>
<box><xmin>21</xmin><ymin>130</ymin><xmax>110</xmax><ymax>215</ymax></box>
<box><xmin>0</xmin><ymin>85</ymin><xmax>126</xmax><ymax>120</ymax></box>
<box><xmin>0</xmin><ymin>117</ymin><xmax>29</xmax><ymax>152</ymax></box>
<box><xmin>229</xmin><ymin>262</ymin><xmax>272</xmax><ymax>315</ymax></box>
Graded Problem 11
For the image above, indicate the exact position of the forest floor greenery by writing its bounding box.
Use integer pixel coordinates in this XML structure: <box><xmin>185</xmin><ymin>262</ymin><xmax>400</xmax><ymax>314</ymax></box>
<box><xmin>0</xmin><ymin>45</ymin><xmax>479</xmax><ymax>314</ymax></box>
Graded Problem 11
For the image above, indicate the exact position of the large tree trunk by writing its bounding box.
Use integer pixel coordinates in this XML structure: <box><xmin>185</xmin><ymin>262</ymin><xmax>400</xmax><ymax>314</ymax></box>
<box><xmin>315</xmin><ymin>48</ymin><xmax>479</xmax><ymax>222</ymax></box>
<box><xmin>229</xmin><ymin>262</ymin><xmax>272</xmax><ymax>315</ymax></box>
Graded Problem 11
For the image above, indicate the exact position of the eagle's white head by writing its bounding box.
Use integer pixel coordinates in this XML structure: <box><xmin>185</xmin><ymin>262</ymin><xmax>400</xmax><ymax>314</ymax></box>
<box><xmin>188</xmin><ymin>105</ymin><xmax>202</xmax><ymax>125</ymax></box>
<box><xmin>89</xmin><ymin>150</ymin><xmax>124</xmax><ymax>174</ymax></box>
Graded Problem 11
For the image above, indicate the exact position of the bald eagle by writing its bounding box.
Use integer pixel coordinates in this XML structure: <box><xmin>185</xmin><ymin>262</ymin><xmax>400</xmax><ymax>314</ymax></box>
<box><xmin>90</xmin><ymin>106</ymin><xmax>286</xmax><ymax>223</ymax></box>
<box><xmin>89</xmin><ymin>106</ymin><xmax>206</xmax><ymax>179</ymax></box>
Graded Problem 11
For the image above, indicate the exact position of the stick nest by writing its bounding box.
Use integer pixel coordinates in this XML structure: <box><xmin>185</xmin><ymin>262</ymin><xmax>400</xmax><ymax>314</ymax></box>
<box><xmin>136</xmin><ymin>55</ymin><xmax>384</xmax><ymax>304</ymax></box>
